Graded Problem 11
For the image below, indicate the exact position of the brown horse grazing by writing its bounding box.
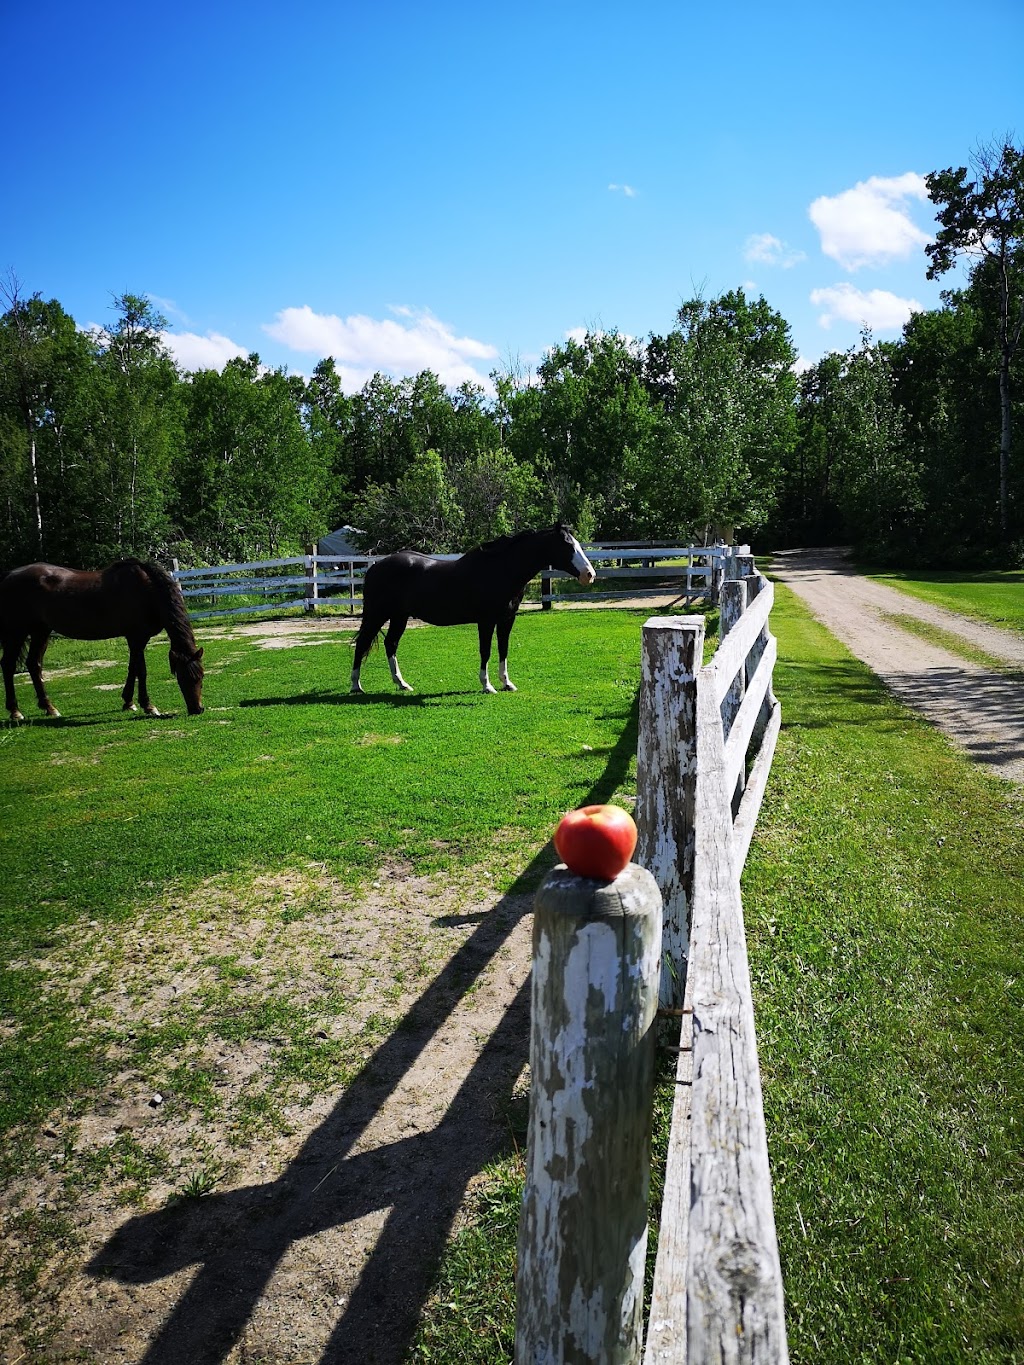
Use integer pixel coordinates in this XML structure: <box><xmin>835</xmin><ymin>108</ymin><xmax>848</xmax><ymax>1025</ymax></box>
<box><xmin>0</xmin><ymin>559</ymin><xmax>204</xmax><ymax>722</ymax></box>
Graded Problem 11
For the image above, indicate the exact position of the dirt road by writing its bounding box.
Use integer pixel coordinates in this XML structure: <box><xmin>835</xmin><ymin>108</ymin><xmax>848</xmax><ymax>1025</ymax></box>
<box><xmin>770</xmin><ymin>548</ymin><xmax>1024</xmax><ymax>787</ymax></box>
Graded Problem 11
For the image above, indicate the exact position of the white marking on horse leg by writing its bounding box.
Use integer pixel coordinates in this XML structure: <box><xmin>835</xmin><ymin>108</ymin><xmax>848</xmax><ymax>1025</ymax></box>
<box><xmin>388</xmin><ymin>654</ymin><xmax>413</xmax><ymax>691</ymax></box>
<box><xmin>350</xmin><ymin>667</ymin><xmax>364</xmax><ymax>695</ymax></box>
<box><xmin>10</xmin><ymin>709</ymin><xmax>25</xmax><ymax>723</ymax></box>
<box><xmin>499</xmin><ymin>658</ymin><xmax>517</xmax><ymax>692</ymax></box>
<box><xmin>569</xmin><ymin>533</ymin><xmax>597</xmax><ymax>585</ymax></box>
<box><xmin>480</xmin><ymin>665</ymin><xmax>497</xmax><ymax>694</ymax></box>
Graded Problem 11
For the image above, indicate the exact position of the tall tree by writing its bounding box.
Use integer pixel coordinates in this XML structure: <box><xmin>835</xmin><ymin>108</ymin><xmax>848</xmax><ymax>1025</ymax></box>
<box><xmin>925</xmin><ymin>139</ymin><xmax>1024</xmax><ymax>536</ymax></box>
<box><xmin>506</xmin><ymin>330</ymin><xmax>657</xmax><ymax>537</ymax></box>
<box><xmin>802</xmin><ymin>334</ymin><xmax>921</xmax><ymax>557</ymax></box>
<box><xmin>645</xmin><ymin>290</ymin><xmax>798</xmax><ymax>539</ymax></box>
<box><xmin>81</xmin><ymin>294</ymin><xmax>182</xmax><ymax>560</ymax></box>
<box><xmin>0</xmin><ymin>278</ymin><xmax>94</xmax><ymax>562</ymax></box>
<box><xmin>300</xmin><ymin>357</ymin><xmax>354</xmax><ymax>531</ymax></box>
<box><xmin>177</xmin><ymin>354</ymin><xmax>327</xmax><ymax>561</ymax></box>
<box><xmin>892</xmin><ymin>300</ymin><xmax>995</xmax><ymax>556</ymax></box>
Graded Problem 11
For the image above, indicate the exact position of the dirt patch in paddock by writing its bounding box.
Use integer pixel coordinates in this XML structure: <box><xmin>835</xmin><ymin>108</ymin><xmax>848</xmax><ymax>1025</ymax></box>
<box><xmin>0</xmin><ymin>861</ymin><xmax>539</xmax><ymax>1364</ymax></box>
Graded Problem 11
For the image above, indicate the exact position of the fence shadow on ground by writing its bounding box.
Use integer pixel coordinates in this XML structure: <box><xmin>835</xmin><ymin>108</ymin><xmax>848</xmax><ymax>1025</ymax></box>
<box><xmin>88</xmin><ymin>696</ymin><xmax>640</xmax><ymax>1364</ymax></box>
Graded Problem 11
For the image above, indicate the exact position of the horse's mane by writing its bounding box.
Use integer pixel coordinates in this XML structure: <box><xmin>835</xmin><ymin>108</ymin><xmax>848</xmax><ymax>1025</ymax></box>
<box><xmin>104</xmin><ymin>559</ymin><xmax>199</xmax><ymax>656</ymax></box>
<box><xmin>473</xmin><ymin>524</ymin><xmax>569</xmax><ymax>557</ymax></box>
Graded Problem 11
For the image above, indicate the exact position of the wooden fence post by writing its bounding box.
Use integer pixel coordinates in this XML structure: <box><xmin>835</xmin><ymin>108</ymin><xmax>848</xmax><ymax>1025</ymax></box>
<box><xmin>711</xmin><ymin>549</ymin><xmax>725</xmax><ymax>601</ymax></box>
<box><xmin>635</xmin><ymin>615</ymin><xmax>705</xmax><ymax>1007</ymax></box>
<box><xmin>541</xmin><ymin>570</ymin><xmax>553</xmax><ymax>610</ymax></box>
<box><xmin>516</xmin><ymin>863</ymin><xmax>662</xmax><ymax>1365</ymax></box>
<box><xmin>304</xmin><ymin>546</ymin><xmax>317</xmax><ymax>613</ymax></box>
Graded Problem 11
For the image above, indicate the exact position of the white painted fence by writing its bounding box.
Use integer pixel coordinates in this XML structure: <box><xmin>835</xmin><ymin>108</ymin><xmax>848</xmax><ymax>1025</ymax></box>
<box><xmin>516</xmin><ymin>555</ymin><xmax>787</xmax><ymax>1364</ymax></box>
<box><xmin>171</xmin><ymin>544</ymin><xmax>739</xmax><ymax>619</ymax></box>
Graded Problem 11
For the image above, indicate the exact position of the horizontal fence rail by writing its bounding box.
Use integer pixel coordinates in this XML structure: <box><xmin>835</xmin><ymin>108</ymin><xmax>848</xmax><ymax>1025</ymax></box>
<box><xmin>642</xmin><ymin>556</ymin><xmax>786</xmax><ymax>1365</ymax></box>
<box><xmin>172</xmin><ymin>544</ymin><xmax>744</xmax><ymax>621</ymax></box>
<box><xmin>516</xmin><ymin>556</ymin><xmax>786</xmax><ymax>1365</ymax></box>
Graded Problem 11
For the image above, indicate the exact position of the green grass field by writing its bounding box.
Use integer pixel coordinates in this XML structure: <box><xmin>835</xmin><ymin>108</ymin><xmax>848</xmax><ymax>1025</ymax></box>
<box><xmin>3</xmin><ymin>593</ymin><xmax>1024</xmax><ymax>1362</ymax></box>
<box><xmin>866</xmin><ymin>565</ymin><xmax>1024</xmax><ymax>636</ymax></box>
<box><xmin>0</xmin><ymin>608</ymin><xmax>660</xmax><ymax>1143</ymax></box>
<box><xmin>415</xmin><ymin>586</ymin><xmax>1024</xmax><ymax>1364</ymax></box>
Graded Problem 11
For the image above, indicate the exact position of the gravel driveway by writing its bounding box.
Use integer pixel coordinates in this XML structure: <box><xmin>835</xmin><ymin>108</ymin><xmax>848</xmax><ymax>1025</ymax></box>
<box><xmin>770</xmin><ymin>548</ymin><xmax>1024</xmax><ymax>787</ymax></box>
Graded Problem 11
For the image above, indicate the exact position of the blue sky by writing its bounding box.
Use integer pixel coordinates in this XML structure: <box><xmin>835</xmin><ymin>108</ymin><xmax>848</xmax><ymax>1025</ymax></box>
<box><xmin>4</xmin><ymin>0</ymin><xmax>1021</xmax><ymax>391</ymax></box>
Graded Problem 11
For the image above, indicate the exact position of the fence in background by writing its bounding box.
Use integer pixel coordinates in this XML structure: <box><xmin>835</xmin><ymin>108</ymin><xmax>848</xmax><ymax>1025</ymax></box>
<box><xmin>171</xmin><ymin>545</ymin><xmax>742</xmax><ymax>619</ymax></box>
<box><xmin>515</xmin><ymin>554</ymin><xmax>787</xmax><ymax>1364</ymax></box>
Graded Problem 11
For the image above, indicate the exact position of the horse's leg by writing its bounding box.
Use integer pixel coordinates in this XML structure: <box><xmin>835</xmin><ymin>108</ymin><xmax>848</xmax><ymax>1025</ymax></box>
<box><xmin>121</xmin><ymin>640</ymin><xmax>139</xmax><ymax>711</ymax></box>
<box><xmin>384</xmin><ymin>617</ymin><xmax>413</xmax><ymax>691</ymax></box>
<box><xmin>26</xmin><ymin>629</ymin><xmax>60</xmax><ymax>717</ymax></box>
<box><xmin>351</xmin><ymin>613</ymin><xmax>388</xmax><ymax>694</ymax></box>
<box><xmin>127</xmin><ymin>636</ymin><xmax>160</xmax><ymax>716</ymax></box>
<box><xmin>495</xmin><ymin>613</ymin><xmax>518</xmax><ymax>692</ymax></box>
<box><xmin>478</xmin><ymin>621</ymin><xmax>498</xmax><ymax>694</ymax></box>
<box><xmin>1</xmin><ymin>633</ymin><xmax>27</xmax><ymax>722</ymax></box>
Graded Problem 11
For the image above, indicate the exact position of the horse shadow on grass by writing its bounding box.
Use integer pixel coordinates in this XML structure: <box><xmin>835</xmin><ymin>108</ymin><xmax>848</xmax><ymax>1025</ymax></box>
<box><xmin>87</xmin><ymin>694</ymin><xmax>640</xmax><ymax>1364</ymax></box>
<box><xmin>239</xmin><ymin>689</ymin><xmax>485</xmax><ymax>709</ymax></box>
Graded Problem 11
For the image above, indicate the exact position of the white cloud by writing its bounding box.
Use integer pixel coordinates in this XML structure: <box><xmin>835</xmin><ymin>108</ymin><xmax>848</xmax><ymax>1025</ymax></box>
<box><xmin>608</xmin><ymin>183</ymin><xmax>637</xmax><ymax>197</ymax></box>
<box><xmin>810</xmin><ymin>283</ymin><xmax>923</xmax><ymax>332</ymax></box>
<box><xmin>262</xmin><ymin>305</ymin><xmax>498</xmax><ymax>390</ymax></box>
<box><xmin>148</xmin><ymin>294</ymin><xmax>191</xmax><ymax>326</ymax></box>
<box><xmin>744</xmin><ymin>233</ymin><xmax>806</xmax><ymax>268</ymax></box>
<box><xmin>163</xmin><ymin>330</ymin><xmax>249</xmax><ymax>372</ymax></box>
<box><xmin>809</xmin><ymin>172</ymin><xmax>931</xmax><ymax>270</ymax></box>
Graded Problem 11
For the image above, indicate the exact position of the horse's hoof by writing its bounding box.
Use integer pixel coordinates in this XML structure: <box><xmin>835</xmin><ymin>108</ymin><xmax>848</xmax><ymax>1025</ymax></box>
<box><xmin>483</xmin><ymin>683</ymin><xmax>498</xmax><ymax>695</ymax></box>
<box><xmin>350</xmin><ymin>685</ymin><xmax>364</xmax><ymax>695</ymax></box>
<box><xmin>398</xmin><ymin>683</ymin><xmax>414</xmax><ymax>693</ymax></box>
<box><xmin>503</xmin><ymin>682</ymin><xmax>518</xmax><ymax>692</ymax></box>
<box><xmin>123</xmin><ymin>702</ymin><xmax>138</xmax><ymax>712</ymax></box>
<box><xmin>9</xmin><ymin>711</ymin><xmax>24</xmax><ymax>724</ymax></box>
<box><xmin>47</xmin><ymin>708</ymin><xmax>62</xmax><ymax>718</ymax></box>
<box><xmin>145</xmin><ymin>707</ymin><xmax>162</xmax><ymax>718</ymax></box>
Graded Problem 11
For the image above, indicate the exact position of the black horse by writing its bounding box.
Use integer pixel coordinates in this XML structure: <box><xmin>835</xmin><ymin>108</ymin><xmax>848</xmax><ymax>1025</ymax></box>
<box><xmin>350</xmin><ymin>524</ymin><xmax>596</xmax><ymax>694</ymax></box>
<box><xmin>0</xmin><ymin>559</ymin><xmax>204</xmax><ymax>722</ymax></box>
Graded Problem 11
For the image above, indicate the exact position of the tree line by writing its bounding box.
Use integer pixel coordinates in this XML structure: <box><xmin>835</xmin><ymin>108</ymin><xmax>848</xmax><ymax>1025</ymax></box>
<box><xmin>2</xmin><ymin>140</ymin><xmax>1020</xmax><ymax>572</ymax></box>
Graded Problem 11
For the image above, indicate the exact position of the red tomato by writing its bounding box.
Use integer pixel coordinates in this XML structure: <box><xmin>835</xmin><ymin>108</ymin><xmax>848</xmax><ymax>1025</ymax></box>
<box><xmin>553</xmin><ymin>804</ymin><xmax>638</xmax><ymax>880</ymax></box>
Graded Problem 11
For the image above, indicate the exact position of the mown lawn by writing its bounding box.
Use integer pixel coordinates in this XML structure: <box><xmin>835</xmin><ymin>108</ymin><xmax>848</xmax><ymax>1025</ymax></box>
<box><xmin>865</xmin><ymin>565</ymin><xmax>1024</xmax><ymax>635</ymax></box>
<box><xmin>415</xmin><ymin>583</ymin><xmax>1024</xmax><ymax>1365</ymax></box>
<box><xmin>742</xmin><ymin>583</ymin><xmax>1024</xmax><ymax>1363</ymax></box>
<box><xmin>0</xmin><ymin>607</ymin><xmax>655</xmax><ymax>1144</ymax></box>
<box><xmin>3</xmin><ymin>590</ymin><xmax>1024</xmax><ymax>1363</ymax></box>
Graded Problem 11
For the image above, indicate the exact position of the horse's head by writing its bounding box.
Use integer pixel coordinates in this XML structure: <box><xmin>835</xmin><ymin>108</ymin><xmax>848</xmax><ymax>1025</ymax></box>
<box><xmin>170</xmin><ymin>646</ymin><xmax>205</xmax><ymax>715</ymax></box>
<box><xmin>550</xmin><ymin>524</ymin><xmax>597</xmax><ymax>585</ymax></box>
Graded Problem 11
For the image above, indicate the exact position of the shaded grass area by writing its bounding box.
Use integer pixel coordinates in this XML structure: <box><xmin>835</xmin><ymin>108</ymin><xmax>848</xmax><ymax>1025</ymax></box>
<box><xmin>413</xmin><ymin>584</ymin><xmax>1024</xmax><ymax>1365</ymax></box>
<box><xmin>866</xmin><ymin>566</ymin><xmax>1024</xmax><ymax>636</ymax></box>
<box><xmin>0</xmin><ymin>609</ymin><xmax>659</xmax><ymax>1145</ymax></box>
<box><xmin>742</xmin><ymin>584</ymin><xmax>1024</xmax><ymax>1364</ymax></box>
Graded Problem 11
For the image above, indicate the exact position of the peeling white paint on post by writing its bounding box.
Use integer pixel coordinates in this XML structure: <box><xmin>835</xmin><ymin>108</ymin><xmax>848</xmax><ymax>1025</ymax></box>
<box><xmin>515</xmin><ymin>863</ymin><xmax>662</xmax><ymax>1365</ymax></box>
<box><xmin>635</xmin><ymin>616</ymin><xmax>705</xmax><ymax>1007</ymax></box>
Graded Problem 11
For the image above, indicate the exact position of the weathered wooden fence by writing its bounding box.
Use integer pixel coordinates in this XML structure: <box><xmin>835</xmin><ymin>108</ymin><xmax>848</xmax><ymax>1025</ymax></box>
<box><xmin>172</xmin><ymin>545</ymin><xmax>738</xmax><ymax>619</ymax></box>
<box><xmin>516</xmin><ymin>554</ymin><xmax>787</xmax><ymax>1364</ymax></box>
